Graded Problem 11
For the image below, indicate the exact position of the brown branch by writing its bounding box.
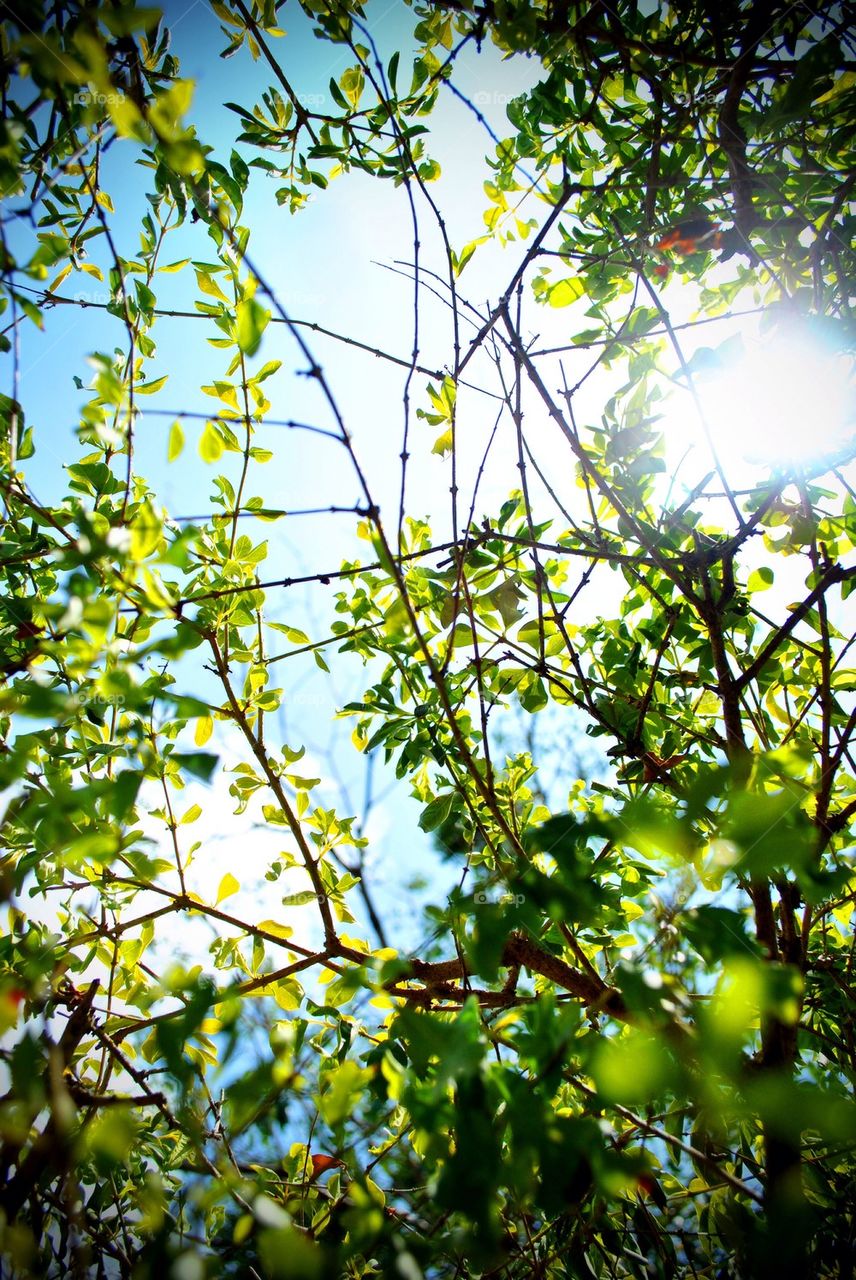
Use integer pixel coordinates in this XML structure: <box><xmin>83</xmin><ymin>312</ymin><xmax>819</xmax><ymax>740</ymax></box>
<box><xmin>401</xmin><ymin>931</ymin><xmax>627</xmax><ymax>1019</ymax></box>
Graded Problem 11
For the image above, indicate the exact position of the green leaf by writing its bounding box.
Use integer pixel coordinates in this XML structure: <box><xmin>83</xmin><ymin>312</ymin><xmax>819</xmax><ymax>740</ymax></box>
<box><xmin>482</xmin><ymin>577</ymin><xmax>525</xmax><ymax>628</ymax></box>
<box><xmin>591</xmin><ymin>1031</ymin><xmax>675</xmax><ymax>1106</ymax></box>
<box><xmin>100</xmin><ymin>6</ymin><xmax>161</xmax><ymax>35</ymax></box>
<box><xmin>419</xmin><ymin>791</ymin><xmax>456</xmax><ymax>832</ymax></box>
<box><xmin>173</xmin><ymin>752</ymin><xmax>219</xmax><ymax>782</ymax></box>
<box><xmin>683</xmin><ymin>906</ymin><xmax>760</xmax><ymax>965</ymax></box>
<box><xmin>134</xmin><ymin>279</ymin><xmax>155</xmax><ymax>312</ymax></box>
<box><xmin>235</xmin><ymin>297</ymin><xmax>270</xmax><ymax>356</ymax></box>
<box><xmin>518</xmin><ymin>671</ymin><xmax>548</xmax><ymax>713</ymax></box>
<box><xmin>318</xmin><ymin>1060</ymin><xmax>371</xmax><ymax>1126</ymax></box>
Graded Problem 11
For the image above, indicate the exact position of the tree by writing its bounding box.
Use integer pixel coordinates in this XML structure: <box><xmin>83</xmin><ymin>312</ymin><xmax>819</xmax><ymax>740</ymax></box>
<box><xmin>1</xmin><ymin>1</ymin><xmax>854</xmax><ymax>1276</ymax></box>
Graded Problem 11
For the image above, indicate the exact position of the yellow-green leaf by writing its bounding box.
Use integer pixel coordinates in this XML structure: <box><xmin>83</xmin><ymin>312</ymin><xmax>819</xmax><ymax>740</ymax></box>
<box><xmin>201</xmin><ymin>381</ymin><xmax>240</xmax><ymax>411</ymax></box>
<box><xmin>130</xmin><ymin>499</ymin><xmax>162</xmax><ymax>560</ymax></box>
<box><xmin>340</xmin><ymin>66</ymin><xmax>364</xmax><ymax>108</ymax></box>
<box><xmin>318</xmin><ymin>1060</ymin><xmax>371</xmax><ymax>1126</ymax></box>
<box><xmin>273</xmin><ymin>979</ymin><xmax>302</xmax><ymax>1011</ymax></box>
<box><xmin>216</xmin><ymin>873</ymin><xmax>240</xmax><ymax>905</ymax></box>
<box><xmin>199</xmin><ymin>421</ymin><xmax>225</xmax><ymax>463</ymax></box>
<box><xmin>149</xmin><ymin>79</ymin><xmax>195</xmax><ymax>142</ymax></box>
<box><xmin>136</xmin><ymin>375</ymin><xmax>168</xmax><ymax>396</ymax></box>
<box><xmin>48</xmin><ymin>264</ymin><xmax>72</xmax><ymax>294</ymax></box>
<box><xmin>167</xmin><ymin>419</ymin><xmax>184</xmax><ymax>461</ymax></box>
<box><xmin>194</xmin><ymin>714</ymin><xmax>213</xmax><ymax>746</ymax></box>
<box><xmin>432</xmin><ymin>427</ymin><xmax>453</xmax><ymax>456</ymax></box>
<box><xmin>548</xmin><ymin>277</ymin><xmax>585</xmax><ymax>307</ymax></box>
<box><xmin>107</xmin><ymin>95</ymin><xmax>149</xmax><ymax>142</ymax></box>
<box><xmin>233</xmin><ymin>1214</ymin><xmax>254</xmax><ymax>1246</ymax></box>
<box><xmin>257</xmin><ymin>919</ymin><xmax>293</xmax><ymax>941</ymax></box>
<box><xmin>195</xmin><ymin>269</ymin><xmax>230</xmax><ymax>304</ymax></box>
<box><xmin>748</xmin><ymin>567</ymin><xmax>774</xmax><ymax>592</ymax></box>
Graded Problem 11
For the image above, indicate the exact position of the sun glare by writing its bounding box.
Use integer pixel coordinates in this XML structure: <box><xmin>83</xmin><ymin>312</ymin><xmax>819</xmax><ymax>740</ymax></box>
<box><xmin>693</xmin><ymin>327</ymin><xmax>856</xmax><ymax>469</ymax></box>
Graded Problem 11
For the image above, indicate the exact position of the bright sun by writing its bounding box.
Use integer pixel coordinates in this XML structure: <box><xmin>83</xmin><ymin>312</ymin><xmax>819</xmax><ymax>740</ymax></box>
<box><xmin>671</xmin><ymin>324</ymin><xmax>856</xmax><ymax>474</ymax></box>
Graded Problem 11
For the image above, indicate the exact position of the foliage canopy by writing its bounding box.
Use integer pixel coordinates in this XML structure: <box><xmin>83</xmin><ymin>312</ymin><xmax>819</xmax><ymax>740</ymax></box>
<box><xmin>1</xmin><ymin>1</ymin><xmax>855</xmax><ymax>1277</ymax></box>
